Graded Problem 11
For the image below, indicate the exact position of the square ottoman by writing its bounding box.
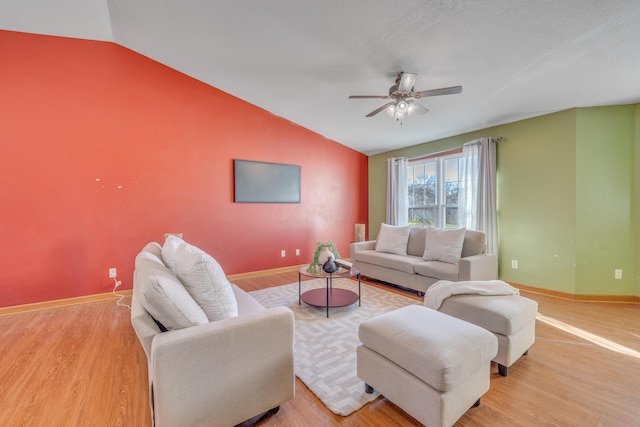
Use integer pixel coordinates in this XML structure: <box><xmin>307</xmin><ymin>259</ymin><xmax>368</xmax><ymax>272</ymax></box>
<box><xmin>357</xmin><ymin>305</ymin><xmax>497</xmax><ymax>427</ymax></box>
<box><xmin>438</xmin><ymin>294</ymin><xmax>538</xmax><ymax>376</ymax></box>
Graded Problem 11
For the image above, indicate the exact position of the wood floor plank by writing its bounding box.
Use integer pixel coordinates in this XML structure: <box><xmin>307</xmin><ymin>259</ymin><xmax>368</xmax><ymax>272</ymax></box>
<box><xmin>1</xmin><ymin>271</ymin><xmax>639</xmax><ymax>426</ymax></box>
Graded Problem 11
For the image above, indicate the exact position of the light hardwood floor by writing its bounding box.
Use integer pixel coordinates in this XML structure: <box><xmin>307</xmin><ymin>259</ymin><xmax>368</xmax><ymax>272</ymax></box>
<box><xmin>1</xmin><ymin>271</ymin><xmax>639</xmax><ymax>426</ymax></box>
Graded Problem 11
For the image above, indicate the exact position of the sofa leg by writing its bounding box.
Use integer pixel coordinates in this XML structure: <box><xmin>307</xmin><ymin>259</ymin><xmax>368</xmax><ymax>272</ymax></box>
<box><xmin>473</xmin><ymin>398</ymin><xmax>481</xmax><ymax>407</ymax></box>
<box><xmin>498</xmin><ymin>364</ymin><xmax>508</xmax><ymax>377</ymax></box>
<box><xmin>266</xmin><ymin>406</ymin><xmax>280</xmax><ymax>416</ymax></box>
<box><xmin>364</xmin><ymin>383</ymin><xmax>374</xmax><ymax>394</ymax></box>
<box><xmin>523</xmin><ymin>349</ymin><xmax>529</xmax><ymax>356</ymax></box>
<box><xmin>417</xmin><ymin>291</ymin><xmax>425</xmax><ymax>297</ymax></box>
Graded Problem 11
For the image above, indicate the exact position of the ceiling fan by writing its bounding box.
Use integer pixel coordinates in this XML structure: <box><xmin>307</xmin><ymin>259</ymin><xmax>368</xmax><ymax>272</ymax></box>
<box><xmin>349</xmin><ymin>72</ymin><xmax>462</xmax><ymax>122</ymax></box>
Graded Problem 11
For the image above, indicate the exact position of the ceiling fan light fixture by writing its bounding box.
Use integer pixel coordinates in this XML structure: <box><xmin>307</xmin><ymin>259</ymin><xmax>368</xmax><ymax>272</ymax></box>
<box><xmin>386</xmin><ymin>101</ymin><xmax>409</xmax><ymax>122</ymax></box>
<box><xmin>385</xmin><ymin>104</ymin><xmax>397</xmax><ymax>117</ymax></box>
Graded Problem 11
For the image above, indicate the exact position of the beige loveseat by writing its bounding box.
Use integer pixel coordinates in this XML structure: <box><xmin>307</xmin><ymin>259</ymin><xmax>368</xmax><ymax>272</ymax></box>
<box><xmin>350</xmin><ymin>225</ymin><xmax>497</xmax><ymax>295</ymax></box>
<box><xmin>131</xmin><ymin>238</ymin><xmax>295</xmax><ymax>427</ymax></box>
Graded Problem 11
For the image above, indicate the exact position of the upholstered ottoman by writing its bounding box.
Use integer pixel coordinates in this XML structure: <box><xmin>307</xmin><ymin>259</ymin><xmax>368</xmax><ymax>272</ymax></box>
<box><xmin>357</xmin><ymin>305</ymin><xmax>497</xmax><ymax>427</ymax></box>
<box><xmin>438</xmin><ymin>294</ymin><xmax>538</xmax><ymax>376</ymax></box>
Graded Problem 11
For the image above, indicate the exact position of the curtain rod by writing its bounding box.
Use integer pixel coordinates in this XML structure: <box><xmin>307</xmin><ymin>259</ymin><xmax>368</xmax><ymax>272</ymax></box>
<box><xmin>408</xmin><ymin>136</ymin><xmax>503</xmax><ymax>161</ymax></box>
<box><xmin>409</xmin><ymin>147</ymin><xmax>460</xmax><ymax>161</ymax></box>
<box><xmin>467</xmin><ymin>136</ymin><xmax>503</xmax><ymax>144</ymax></box>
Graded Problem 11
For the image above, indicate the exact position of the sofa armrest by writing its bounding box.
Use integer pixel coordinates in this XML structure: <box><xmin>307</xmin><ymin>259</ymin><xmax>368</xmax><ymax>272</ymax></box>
<box><xmin>350</xmin><ymin>240</ymin><xmax>376</xmax><ymax>258</ymax></box>
<box><xmin>459</xmin><ymin>254</ymin><xmax>498</xmax><ymax>281</ymax></box>
<box><xmin>150</xmin><ymin>306</ymin><xmax>295</xmax><ymax>427</ymax></box>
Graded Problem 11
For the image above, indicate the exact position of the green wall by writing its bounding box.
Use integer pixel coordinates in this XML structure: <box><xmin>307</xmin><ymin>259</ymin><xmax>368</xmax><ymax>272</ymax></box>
<box><xmin>575</xmin><ymin>106</ymin><xmax>636</xmax><ymax>296</ymax></box>
<box><xmin>369</xmin><ymin>105</ymin><xmax>638</xmax><ymax>297</ymax></box>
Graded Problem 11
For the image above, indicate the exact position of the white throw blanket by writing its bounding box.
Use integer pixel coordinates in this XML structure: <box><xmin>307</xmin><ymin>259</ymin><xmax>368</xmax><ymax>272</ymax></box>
<box><xmin>424</xmin><ymin>280</ymin><xmax>520</xmax><ymax>310</ymax></box>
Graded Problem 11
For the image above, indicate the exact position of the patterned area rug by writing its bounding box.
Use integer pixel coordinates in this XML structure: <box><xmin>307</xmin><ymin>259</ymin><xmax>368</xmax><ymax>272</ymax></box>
<box><xmin>249</xmin><ymin>279</ymin><xmax>420</xmax><ymax>416</ymax></box>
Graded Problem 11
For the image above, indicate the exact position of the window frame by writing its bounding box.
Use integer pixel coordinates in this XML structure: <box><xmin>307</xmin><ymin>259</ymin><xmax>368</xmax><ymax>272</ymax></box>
<box><xmin>407</xmin><ymin>150</ymin><xmax>463</xmax><ymax>229</ymax></box>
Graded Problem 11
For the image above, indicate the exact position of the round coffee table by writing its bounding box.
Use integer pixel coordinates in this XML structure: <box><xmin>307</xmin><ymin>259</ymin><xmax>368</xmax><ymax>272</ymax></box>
<box><xmin>298</xmin><ymin>264</ymin><xmax>361</xmax><ymax>317</ymax></box>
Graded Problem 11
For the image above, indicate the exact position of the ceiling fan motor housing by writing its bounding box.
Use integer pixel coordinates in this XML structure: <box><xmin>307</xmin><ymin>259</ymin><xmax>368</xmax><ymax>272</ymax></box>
<box><xmin>389</xmin><ymin>72</ymin><xmax>417</xmax><ymax>97</ymax></box>
<box><xmin>388</xmin><ymin>85</ymin><xmax>413</xmax><ymax>97</ymax></box>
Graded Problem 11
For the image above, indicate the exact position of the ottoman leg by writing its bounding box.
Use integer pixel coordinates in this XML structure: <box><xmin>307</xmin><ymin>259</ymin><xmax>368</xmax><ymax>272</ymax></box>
<box><xmin>498</xmin><ymin>364</ymin><xmax>508</xmax><ymax>377</ymax></box>
<box><xmin>473</xmin><ymin>399</ymin><xmax>481</xmax><ymax>407</ymax></box>
<box><xmin>498</xmin><ymin>348</ymin><xmax>530</xmax><ymax>376</ymax></box>
<box><xmin>364</xmin><ymin>383</ymin><xmax>374</xmax><ymax>394</ymax></box>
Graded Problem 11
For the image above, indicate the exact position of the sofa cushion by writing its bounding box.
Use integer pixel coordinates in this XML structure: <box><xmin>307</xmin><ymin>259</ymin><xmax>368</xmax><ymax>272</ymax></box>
<box><xmin>461</xmin><ymin>229</ymin><xmax>487</xmax><ymax>258</ymax></box>
<box><xmin>174</xmin><ymin>242</ymin><xmax>239</xmax><ymax>322</ymax></box>
<box><xmin>231</xmin><ymin>283</ymin><xmax>266</xmax><ymax>315</ymax></box>
<box><xmin>161</xmin><ymin>234</ymin><xmax>184</xmax><ymax>272</ymax></box>
<box><xmin>414</xmin><ymin>261</ymin><xmax>460</xmax><ymax>281</ymax></box>
<box><xmin>355</xmin><ymin>249</ymin><xmax>424</xmax><ymax>274</ymax></box>
<box><xmin>137</xmin><ymin>259</ymin><xmax>209</xmax><ymax>330</ymax></box>
<box><xmin>375</xmin><ymin>223</ymin><xmax>411</xmax><ymax>256</ymax></box>
<box><xmin>423</xmin><ymin>227</ymin><xmax>466</xmax><ymax>264</ymax></box>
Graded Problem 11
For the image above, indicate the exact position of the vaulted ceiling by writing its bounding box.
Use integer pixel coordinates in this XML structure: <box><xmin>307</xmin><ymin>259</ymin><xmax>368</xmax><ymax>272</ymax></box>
<box><xmin>2</xmin><ymin>0</ymin><xmax>639</xmax><ymax>155</ymax></box>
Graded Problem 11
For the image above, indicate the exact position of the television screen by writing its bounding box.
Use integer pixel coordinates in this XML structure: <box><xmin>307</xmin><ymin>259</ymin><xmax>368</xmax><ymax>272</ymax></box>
<box><xmin>234</xmin><ymin>159</ymin><xmax>301</xmax><ymax>203</ymax></box>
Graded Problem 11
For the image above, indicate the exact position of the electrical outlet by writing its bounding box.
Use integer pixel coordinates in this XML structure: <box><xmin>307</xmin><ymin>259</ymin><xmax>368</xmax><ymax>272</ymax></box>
<box><xmin>511</xmin><ymin>260</ymin><xmax>518</xmax><ymax>269</ymax></box>
<box><xmin>296</xmin><ymin>248</ymin><xmax>300</xmax><ymax>256</ymax></box>
<box><xmin>109</xmin><ymin>268</ymin><xmax>117</xmax><ymax>278</ymax></box>
<box><xmin>615</xmin><ymin>269</ymin><xmax>622</xmax><ymax>279</ymax></box>
<box><xmin>281</xmin><ymin>250</ymin><xmax>286</xmax><ymax>257</ymax></box>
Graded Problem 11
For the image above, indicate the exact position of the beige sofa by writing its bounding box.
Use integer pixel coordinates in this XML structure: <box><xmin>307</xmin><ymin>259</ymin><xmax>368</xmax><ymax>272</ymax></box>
<box><xmin>131</xmin><ymin>239</ymin><xmax>295</xmax><ymax>427</ymax></box>
<box><xmin>350</xmin><ymin>226</ymin><xmax>497</xmax><ymax>295</ymax></box>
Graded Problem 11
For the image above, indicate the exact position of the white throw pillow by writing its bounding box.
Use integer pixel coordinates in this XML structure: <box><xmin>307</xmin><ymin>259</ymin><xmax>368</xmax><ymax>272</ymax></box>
<box><xmin>141</xmin><ymin>242</ymin><xmax>163</xmax><ymax>259</ymax></box>
<box><xmin>136</xmin><ymin>250</ymin><xmax>163</xmax><ymax>266</ymax></box>
<box><xmin>423</xmin><ymin>227</ymin><xmax>466</xmax><ymax>264</ymax></box>
<box><xmin>140</xmin><ymin>268</ymin><xmax>209</xmax><ymax>330</ymax></box>
<box><xmin>174</xmin><ymin>243</ymin><xmax>239</xmax><ymax>321</ymax></box>
<box><xmin>375</xmin><ymin>223</ymin><xmax>411</xmax><ymax>256</ymax></box>
<box><xmin>162</xmin><ymin>234</ymin><xmax>184</xmax><ymax>272</ymax></box>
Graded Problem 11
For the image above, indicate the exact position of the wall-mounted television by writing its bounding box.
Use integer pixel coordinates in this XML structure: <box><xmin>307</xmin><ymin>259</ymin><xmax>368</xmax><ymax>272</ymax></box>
<box><xmin>234</xmin><ymin>159</ymin><xmax>301</xmax><ymax>203</ymax></box>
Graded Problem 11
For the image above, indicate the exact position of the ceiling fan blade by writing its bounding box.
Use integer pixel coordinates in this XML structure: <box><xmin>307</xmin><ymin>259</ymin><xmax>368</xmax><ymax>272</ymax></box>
<box><xmin>409</xmin><ymin>100</ymin><xmax>429</xmax><ymax>115</ymax></box>
<box><xmin>415</xmin><ymin>86</ymin><xmax>462</xmax><ymax>98</ymax></box>
<box><xmin>365</xmin><ymin>101</ymin><xmax>396</xmax><ymax>117</ymax></box>
<box><xmin>398</xmin><ymin>73</ymin><xmax>417</xmax><ymax>92</ymax></box>
<box><xmin>348</xmin><ymin>95</ymin><xmax>389</xmax><ymax>99</ymax></box>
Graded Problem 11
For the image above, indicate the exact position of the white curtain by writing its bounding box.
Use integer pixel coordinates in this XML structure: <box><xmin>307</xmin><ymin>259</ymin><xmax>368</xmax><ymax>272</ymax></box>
<box><xmin>386</xmin><ymin>157</ymin><xmax>408</xmax><ymax>226</ymax></box>
<box><xmin>459</xmin><ymin>138</ymin><xmax>498</xmax><ymax>255</ymax></box>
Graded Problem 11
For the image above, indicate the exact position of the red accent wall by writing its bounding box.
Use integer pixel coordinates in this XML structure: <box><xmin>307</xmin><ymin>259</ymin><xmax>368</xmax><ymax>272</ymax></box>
<box><xmin>0</xmin><ymin>30</ymin><xmax>368</xmax><ymax>308</ymax></box>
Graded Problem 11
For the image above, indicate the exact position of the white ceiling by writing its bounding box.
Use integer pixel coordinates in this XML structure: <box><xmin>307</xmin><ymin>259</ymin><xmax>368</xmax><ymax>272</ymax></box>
<box><xmin>2</xmin><ymin>0</ymin><xmax>640</xmax><ymax>155</ymax></box>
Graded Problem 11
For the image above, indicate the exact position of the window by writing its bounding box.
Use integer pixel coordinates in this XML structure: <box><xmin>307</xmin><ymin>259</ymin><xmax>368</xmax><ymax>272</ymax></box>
<box><xmin>407</xmin><ymin>152</ymin><xmax>463</xmax><ymax>229</ymax></box>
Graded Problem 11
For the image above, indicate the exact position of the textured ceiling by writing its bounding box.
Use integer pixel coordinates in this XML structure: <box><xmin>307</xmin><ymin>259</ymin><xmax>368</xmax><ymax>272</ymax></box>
<box><xmin>2</xmin><ymin>0</ymin><xmax>640</xmax><ymax>155</ymax></box>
